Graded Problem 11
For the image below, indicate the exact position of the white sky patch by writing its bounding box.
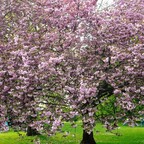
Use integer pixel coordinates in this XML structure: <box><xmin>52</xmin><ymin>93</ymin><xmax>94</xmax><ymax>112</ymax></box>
<box><xmin>97</xmin><ymin>0</ymin><xmax>114</xmax><ymax>10</ymax></box>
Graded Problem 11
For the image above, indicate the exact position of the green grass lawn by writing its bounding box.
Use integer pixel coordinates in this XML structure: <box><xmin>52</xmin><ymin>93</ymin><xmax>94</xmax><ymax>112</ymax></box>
<box><xmin>0</xmin><ymin>123</ymin><xmax>144</xmax><ymax>144</ymax></box>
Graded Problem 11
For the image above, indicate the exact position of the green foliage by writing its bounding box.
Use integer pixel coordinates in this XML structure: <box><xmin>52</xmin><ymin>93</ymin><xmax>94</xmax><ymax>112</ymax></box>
<box><xmin>95</xmin><ymin>95</ymin><xmax>121</xmax><ymax>119</ymax></box>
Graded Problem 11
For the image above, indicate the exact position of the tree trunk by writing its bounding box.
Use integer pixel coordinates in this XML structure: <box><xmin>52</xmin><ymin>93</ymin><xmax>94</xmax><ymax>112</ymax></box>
<box><xmin>80</xmin><ymin>130</ymin><xmax>96</xmax><ymax>144</ymax></box>
<box><xmin>26</xmin><ymin>126</ymin><xmax>40</xmax><ymax>136</ymax></box>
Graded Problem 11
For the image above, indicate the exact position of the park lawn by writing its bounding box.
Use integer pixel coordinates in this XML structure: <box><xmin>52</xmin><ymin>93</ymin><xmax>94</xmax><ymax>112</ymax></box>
<box><xmin>0</xmin><ymin>122</ymin><xmax>144</xmax><ymax>144</ymax></box>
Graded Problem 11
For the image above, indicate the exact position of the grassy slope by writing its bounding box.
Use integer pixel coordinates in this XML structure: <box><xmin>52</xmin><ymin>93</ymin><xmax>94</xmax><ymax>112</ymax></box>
<box><xmin>0</xmin><ymin>123</ymin><xmax>144</xmax><ymax>144</ymax></box>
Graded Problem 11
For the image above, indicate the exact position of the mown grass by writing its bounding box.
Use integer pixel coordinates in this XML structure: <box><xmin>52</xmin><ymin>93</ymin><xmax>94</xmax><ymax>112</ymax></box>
<box><xmin>0</xmin><ymin>122</ymin><xmax>144</xmax><ymax>144</ymax></box>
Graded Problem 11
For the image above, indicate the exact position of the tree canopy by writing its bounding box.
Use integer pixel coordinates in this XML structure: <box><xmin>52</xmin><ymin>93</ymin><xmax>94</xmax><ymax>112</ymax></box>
<box><xmin>0</xmin><ymin>0</ymin><xmax>144</xmax><ymax>143</ymax></box>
